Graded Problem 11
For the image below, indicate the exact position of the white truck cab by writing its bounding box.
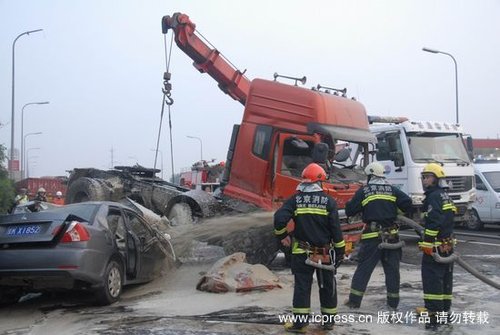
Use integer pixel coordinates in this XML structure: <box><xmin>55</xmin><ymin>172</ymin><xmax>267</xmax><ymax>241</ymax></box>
<box><xmin>472</xmin><ymin>161</ymin><xmax>500</xmax><ymax>229</ymax></box>
<box><xmin>368</xmin><ymin>117</ymin><xmax>475</xmax><ymax>226</ymax></box>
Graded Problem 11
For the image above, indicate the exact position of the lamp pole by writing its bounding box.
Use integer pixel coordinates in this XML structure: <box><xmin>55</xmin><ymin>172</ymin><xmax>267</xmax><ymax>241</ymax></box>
<box><xmin>10</xmin><ymin>29</ymin><xmax>44</xmax><ymax>178</ymax></box>
<box><xmin>422</xmin><ymin>47</ymin><xmax>459</xmax><ymax>124</ymax></box>
<box><xmin>23</xmin><ymin>133</ymin><xmax>42</xmax><ymax>176</ymax></box>
<box><xmin>186</xmin><ymin>135</ymin><xmax>203</xmax><ymax>161</ymax></box>
<box><xmin>26</xmin><ymin>148</ymin><xmax>40</xmax><ymax>178</ymax></box>
<box><xmin>21</xmin><ymin>101</ymin><xmax>49</xmax><ymax>179</ymax></box>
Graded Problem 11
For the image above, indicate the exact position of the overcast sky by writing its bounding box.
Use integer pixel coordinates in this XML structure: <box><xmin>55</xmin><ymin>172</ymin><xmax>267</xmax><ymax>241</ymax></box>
<box><xmin>1</xmin><ymin>0</ymin><xmax>499</xmax><ymax>179</ymax></box>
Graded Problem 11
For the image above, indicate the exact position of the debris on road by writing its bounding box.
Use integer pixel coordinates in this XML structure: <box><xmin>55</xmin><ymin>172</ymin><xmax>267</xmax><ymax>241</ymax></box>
<box><xmin>196</xmin><ymin>252</ymin><xmax>282</xmax><ymax>293</ymax></box>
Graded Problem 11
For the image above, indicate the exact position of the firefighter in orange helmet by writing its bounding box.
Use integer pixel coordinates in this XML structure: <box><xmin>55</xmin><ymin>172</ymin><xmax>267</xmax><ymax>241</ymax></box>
<box><xmin>274</xmin><ymin>163</ymin><xmax>345</xmax><ymax>332</ymax></box>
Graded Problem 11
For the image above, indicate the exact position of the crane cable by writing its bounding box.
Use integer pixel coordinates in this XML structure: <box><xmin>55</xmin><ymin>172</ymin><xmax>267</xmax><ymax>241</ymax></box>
<box><xmin>397</xmin><ymin>215</ymin><xmax>500</xmax><ymax>290</ymax></box>
<box><xmin>154</xmin><ymin>32</ymin><xmax>175</xmax><ymax>182</ymax></box>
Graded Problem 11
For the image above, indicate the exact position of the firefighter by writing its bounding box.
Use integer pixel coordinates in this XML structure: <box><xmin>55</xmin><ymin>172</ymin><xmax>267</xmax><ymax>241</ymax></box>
<box><xmin>344</xmin><ymin>162</ymin><xmax>412</xmax><ymax>310</ymax></box>
<box><xmin>52</xmin><ymin>191</ymin><xmax>65</xmax><ymax>205</ymax></box>
<box><xmin>418</xmin><ymin>163</ymin><xmax>456</xmax><ymax>329</ymax></box>
<box><xmin>274</xmin><ymin>163</ymin><xmax>345</xmax><ymax>333</ymax></box>
<box><xmin>34</xmin><ymin>187</ymin><xmax>47</xmax><ymax>202</ymax></box>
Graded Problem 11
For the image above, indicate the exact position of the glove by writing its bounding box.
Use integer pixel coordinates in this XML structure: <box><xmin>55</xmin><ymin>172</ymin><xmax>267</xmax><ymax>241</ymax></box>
<box><xmin>334</xmin><ymin>247</ymin><xmax>345</xmax><ymax>268</ymax></box>
<box><xmin>280</xmin><ymin>235</ymin><xmax>291</xmax><ymax>247</ymax></box>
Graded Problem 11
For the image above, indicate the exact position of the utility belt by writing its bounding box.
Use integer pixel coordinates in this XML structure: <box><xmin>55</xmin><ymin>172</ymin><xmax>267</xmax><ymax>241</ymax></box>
<box><xmin>361</xmin><ymin>222</ymin><xmax>405</xmax><ymax>249</ymax></box>
<box><xmin>431</xmin><ymin>237</ymin><xmax>458</xmax><ymax>264</ymax></box>
<box><xmin>295</xmin><ymin>240</ymin><xmax>336</xmax><ymax>272</ymax></box>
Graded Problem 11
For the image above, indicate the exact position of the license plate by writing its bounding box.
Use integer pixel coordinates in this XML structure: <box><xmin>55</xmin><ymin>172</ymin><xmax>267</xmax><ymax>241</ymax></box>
<box><xmin>5</xmin><ymin>225</ymin><xmax>42</xmax><ymax>236</ymax></box>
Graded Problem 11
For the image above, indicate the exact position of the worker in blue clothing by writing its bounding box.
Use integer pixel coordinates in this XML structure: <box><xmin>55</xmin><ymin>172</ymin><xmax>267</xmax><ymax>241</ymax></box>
<box><xmin>274</xmin><ymin>163</ymin><xmax>345</xmax><ymax>333</ymax></box>
<box><xmin>344</xmin><ymin>162</ymin><xmax>412</xmax><ymax>310</ymax></box>
<box><xmin>418</xmin><ymin>163</ymin><xmax>456</xmax><ymax>329</ymax></box>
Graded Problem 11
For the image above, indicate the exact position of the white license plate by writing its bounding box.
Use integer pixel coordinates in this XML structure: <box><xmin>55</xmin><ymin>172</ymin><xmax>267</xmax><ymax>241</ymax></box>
<box><xmin>6</xmin><ymin>225</ymin><xmax>42</xmax><ymax>236</ymax></box>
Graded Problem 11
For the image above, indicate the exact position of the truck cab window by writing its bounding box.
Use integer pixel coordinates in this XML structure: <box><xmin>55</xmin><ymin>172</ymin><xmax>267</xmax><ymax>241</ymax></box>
<box><xmin>252</xmin><ymin>125</ymin><xmax>273</xmax><ymax>160</ymax></box>
<box><xmin>376</xmin><ymin>133</ymin><xmax>404</xmax><ymax>166</ymax></box>
<box><xmin>281</xmin><ymin>137</ymin><xmax>314</xmax><ymax>177</ymax></box>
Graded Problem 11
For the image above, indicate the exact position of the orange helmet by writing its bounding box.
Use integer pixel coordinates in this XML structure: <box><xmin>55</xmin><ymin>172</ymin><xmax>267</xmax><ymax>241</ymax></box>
<box><xmin>301</xmin><ymin>163</ymin><xmax>327</xmax><ymax>183</ymax></box>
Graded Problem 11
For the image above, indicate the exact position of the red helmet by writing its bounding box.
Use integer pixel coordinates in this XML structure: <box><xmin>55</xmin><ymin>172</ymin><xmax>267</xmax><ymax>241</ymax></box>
<box><xmin>301</xmin><ymin>163</ymin><xmax>326</xmax><ymax>183</ymax></box>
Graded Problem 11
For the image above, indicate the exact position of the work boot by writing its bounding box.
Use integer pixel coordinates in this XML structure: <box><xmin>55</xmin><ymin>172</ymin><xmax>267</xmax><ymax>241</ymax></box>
<box><xmin>321</xmin><ymin>322</ymin><xmax>335</xmax><ymax>330</ymax></box>
<box><xmin>284</xmin><ymin>322</ymin><xmax>308</xmax><ymax>333</ymax></box>
<box><xmin>424</xmin><ymin>312</ymin><xmax>441</xmax><ymax>330</ymax></box>
<box><xmin>343</xmin><ymin>298</ymin><xmax>360</xmax><ymax>309</ymax></box>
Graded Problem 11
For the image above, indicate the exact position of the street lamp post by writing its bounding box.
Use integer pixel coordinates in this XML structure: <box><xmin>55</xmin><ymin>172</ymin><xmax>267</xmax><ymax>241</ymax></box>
<box><xmin>10</xmin><ymin>29</ymin><xmax>44</xmax><ymax>178</ymax></box>
<box><xmin>26</xmin><ymin>148</ymin><xmax>40</xmax><ymax>178</ymax></box>
<box><xmin>151</xmin><ymin>149</ymin><xmax>164</xmax><ymax>179</ymax></box>
<box><xmin>186</xmin><ymin>135</ymin><xmax>203</xmax><ymax>161</ymax></box>
<box><xmin>422</xmin><ymin>47</ymin><xmax>459</xmax><ymax>124</ymax></box>
<box><xmin>21</xmin><ymin>101</ymin><xmax>49</xmax><ymax>179</ymax></box>
<box><xmin>23</xmin><ymin>133</ymin><xmax>42</xmax><ymax>176</ymax></box>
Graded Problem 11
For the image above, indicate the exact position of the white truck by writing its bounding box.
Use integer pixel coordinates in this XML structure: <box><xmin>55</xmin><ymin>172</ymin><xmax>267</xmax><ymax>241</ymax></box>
<box><xmin>367</xmin><ymin>116</ymin><xmax>476</xmax><ymax>228</ymax></box>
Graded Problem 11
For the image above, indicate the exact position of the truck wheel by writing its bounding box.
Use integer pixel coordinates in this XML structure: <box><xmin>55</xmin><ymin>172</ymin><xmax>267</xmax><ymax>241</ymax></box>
<box><xmin>168</xmin><ymin>203</ymin><xmax>193</xmax><ymax>226</ymax></box>
<box><xmin>66</xmin><ymin>177</ymin><xmax>108</xmax><ymax>204</ymax></box>
<box><xmin>95</xmin><ymin>260</ymin><xmax>123</xmax><ymax>305</ymax></box>
<box><xmin>465</xmin><ymin>209</ymin><xmax>484</xmax><ymax>231</ymax></box>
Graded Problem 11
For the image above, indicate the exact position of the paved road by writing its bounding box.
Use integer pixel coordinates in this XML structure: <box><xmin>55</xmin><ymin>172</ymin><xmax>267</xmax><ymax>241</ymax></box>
<box><xmin>1</xmin><ymin>225</ymin><xmax>499</xmax><ymax>335</ymax></box>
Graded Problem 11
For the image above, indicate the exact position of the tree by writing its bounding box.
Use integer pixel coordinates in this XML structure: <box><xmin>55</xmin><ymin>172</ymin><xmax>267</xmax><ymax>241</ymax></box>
<box><xmin>0</xmin><ymin>144</ymin><xmax>15</xmax><ymax>213</ymax></box>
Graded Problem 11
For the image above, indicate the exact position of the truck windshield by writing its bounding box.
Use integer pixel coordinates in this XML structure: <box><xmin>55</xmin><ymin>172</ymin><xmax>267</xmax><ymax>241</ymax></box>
<box><xmin>483</xmin><ymin>171</ymin><xmax>500</xmax><ymax>192</ymax></box>
<box><xmin>407</xmin><ymin>133</ymin><xmax>470</xmax><ymax>164</ymax></box>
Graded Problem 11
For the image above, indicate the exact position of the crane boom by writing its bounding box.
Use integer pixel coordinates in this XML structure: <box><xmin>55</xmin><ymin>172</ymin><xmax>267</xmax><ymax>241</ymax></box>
<box><xmin>162</xmin><ymin>13</ymin><xmax>250</xmax><ymax>106</ymax></box>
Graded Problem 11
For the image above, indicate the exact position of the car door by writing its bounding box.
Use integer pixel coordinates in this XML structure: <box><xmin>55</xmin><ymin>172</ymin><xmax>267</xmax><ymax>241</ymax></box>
<box><xmin>474</xmin><ymin>174</ymin><xmax>491</xmax><ymax>221</ymax></box>
<box><xmin>123</xmin><ymin>210</ymin><xmax>161</xmax><ymax>281</ymax></box>
<box><xmin>106</xmin><ymin>207</ymin><xmax>139</xmax><ymax>279</ymax></box>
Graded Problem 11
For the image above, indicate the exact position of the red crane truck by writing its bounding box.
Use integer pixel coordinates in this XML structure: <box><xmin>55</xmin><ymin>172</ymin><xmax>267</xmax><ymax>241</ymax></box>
<box><xmin>162</xmin><ymin>13</ymin><xmax>377</xmax><ymax>254</ymax></box>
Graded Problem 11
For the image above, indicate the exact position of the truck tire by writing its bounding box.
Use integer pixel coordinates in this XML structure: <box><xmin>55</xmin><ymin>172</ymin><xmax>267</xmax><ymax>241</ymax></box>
<box><xmin>168</xmin><ymin>203</ymin><xmax>194</xmax><ymax>226</ymax></box>
<box><xmin>465</xmin><ymin>209</ymin><xmax>484</xmax><ymax>231</ymax></box>
<box><xmin>66</xmin><ymin>177</ymin><xmax>109</xmax><ymax>204</ymax></box>
<box><xmin>94</xmin><ymin>260</ymin><xmax>123</xmax><ymax>305</ymax></box>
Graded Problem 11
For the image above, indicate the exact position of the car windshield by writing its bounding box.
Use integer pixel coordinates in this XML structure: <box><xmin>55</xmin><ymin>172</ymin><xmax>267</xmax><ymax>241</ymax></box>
<box><xmin>407</xmin><ymin>133</ymin><xmax>470</xmax><ymax>164</ymax></box>
<box><xmin>483</xmin><ymin>171</ymin><xmax>500</xmax><ymax>192</ymax></box>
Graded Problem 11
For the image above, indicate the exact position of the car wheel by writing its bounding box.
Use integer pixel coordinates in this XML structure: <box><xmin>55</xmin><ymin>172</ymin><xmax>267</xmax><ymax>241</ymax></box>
<box><xmin>95</xmin><ymin>260</ymin><xmax>123</xmax><ymax>305</ymax></box>
<box><xmin>0</xmin><ymin>287</ymin><xmax>23</xmax><ymax>307</ymax></box>
<box><xmin>66</xmin><ymin>177</ymin><xmax>109</xmax><ymax>204</ymax></box>
<box><xmin>168</xmin><ymin>203</ymin><xmax>194</xmax><ymax>226</ymax></box>
<box><xmin>465</xmin><ymin>209</ymin><xmax>484</xmax><ymax>231</ymax></box>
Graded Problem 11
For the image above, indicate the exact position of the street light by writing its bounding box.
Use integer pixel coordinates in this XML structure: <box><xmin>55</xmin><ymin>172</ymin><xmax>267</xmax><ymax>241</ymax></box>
<box><xmin>26</xmin><ymin>148</ymin><xmax>40</xmax><ymax>178</ymax></box>
<box><xmin>422</xmin><ymin>47</ymin><xmax>459</xmax><ymax>124</ymax></box>
<box><xmin>151</xmin><ymin>148</ymin><xmax>164</xmax><ymax>179</ymax></box>
<box><xmin>23</xmin><ymin>133</ymin><xmax>42</xmax><ymax>177</ymax></box>
<box><xmin>186</xmin><ymin>135</ymin><xmax>203</xmax><ymax>161</ymax></box>
<box><xmin>21</xmin><ymin>101</ymin><xmax>49</xmax><ymax>179</ymax></box>
<box><xmin>10</xmin><ymin>29</ymin><xmax>44</xmax><ymax>178</ymax></box>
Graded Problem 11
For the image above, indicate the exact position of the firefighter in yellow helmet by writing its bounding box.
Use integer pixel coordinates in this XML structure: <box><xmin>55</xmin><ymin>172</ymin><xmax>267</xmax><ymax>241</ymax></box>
<box><xmin>344</xmin><ymin>162</ymin><xmax>412</xmax><ymax>310</ymax></box>
<box><xmin>419</xmin><ymin>163</ymin><xmax>456</xmax><ymax>329</ymax></box>
<box><xmin>274</xmin><ymin>163</ymin><xmax>345</xmax><ymax>332</ymax></box>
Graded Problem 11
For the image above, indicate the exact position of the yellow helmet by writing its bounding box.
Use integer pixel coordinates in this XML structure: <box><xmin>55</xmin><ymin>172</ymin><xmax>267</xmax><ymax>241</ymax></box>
<box><xmin>422</xmin><ymin>163</ymin><xmax>445</xmax><ymax>179</ymax></box>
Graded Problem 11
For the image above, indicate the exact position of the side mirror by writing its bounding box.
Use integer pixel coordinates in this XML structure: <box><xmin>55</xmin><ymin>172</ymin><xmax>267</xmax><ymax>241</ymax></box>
<box><xmin>391</xmin><ymin>152</ymin><xmax>405</xmax><ymax>167</ymax></box>
<box><xmin>334</xmin><ymin>148</ymin><xmax>351</xmax><ymax>162</ymax></box>
<box><xmin>476</xmin><ymin>183</ymin><xmax>487</xmax><ymax>191</ymax></box>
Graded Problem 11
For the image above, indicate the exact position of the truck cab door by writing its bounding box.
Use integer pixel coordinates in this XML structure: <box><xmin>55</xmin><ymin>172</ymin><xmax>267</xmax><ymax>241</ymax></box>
<box><xmin>271</xmin><ymin>133</ymin><xmax>316</xmax><ymax>207</ymax></box>
<box><xmin>374</xmin><ymin>132</ymin><xmax>409</xmax><ymax>193</ymax></box>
